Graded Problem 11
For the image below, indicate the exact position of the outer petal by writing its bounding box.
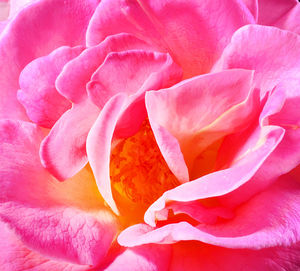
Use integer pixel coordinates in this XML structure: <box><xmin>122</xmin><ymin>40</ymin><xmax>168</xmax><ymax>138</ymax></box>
<box><xmin>215</xmin><ymin>25</ymin><xmax>300</xmax><ymax>96</ymax></box>
<box><xmin>40</xmin><ymin>99</ymin><xmax>100</xmax><ymax>181</ymax></box>
<box><xmin>57</xmin><ymin>33</ymin><xmax>155</xmax><ymax>103</ymax></box>
<box><xmin>0</xmin><ymin>120</ymin><xmax>118</xmax><ymax>265</ymax></box>
<box><xmin>86</xmin><ymin>0</ymin><xmax>254</xmax><ymax>77</ymax></box>
<box><xmin>100</xmin><ymin>244</ymin><xmax>171</xmax><ymax>271</ymax></box>
<box><xmin>87</xmin><ymin>50</ymin><xmax>179</xmax><ymax>108</ymax></box>
<box><xmin>18</xmin><ymin>46</ymin><xmax>84</xmax><ymax>128</ymax></box>
<box><xmin>146</xmin><ymin>69</ymin><xmax>258</xmax><ymax>177</ymax></box>
<box><xmin>0</xmin><ymin>0</ymin><xmax>99</xmax><ymax>119</ymax></box>
<box><xmin>0</xmin><ymin>221</ymin><xmax>90</xmax><ymax>271</ymax></box>
<box><xmin>257</xmin><ymin>0</ymin><xmax>297</xmax><ymax>25</ymax></box>
<box><xmin>170</xmin><ymin>241</ymin><xmax>300</xmax><ymax>271</ymax></box>
<box><xmin>0</xmin><ymin>0</ymin><xmax>9</xmax><ymax>20</ymax></box>
<box><xmin>119</xmin><ymin>170</ymin><xmax>300</xmax><ymax>250</ymax></box>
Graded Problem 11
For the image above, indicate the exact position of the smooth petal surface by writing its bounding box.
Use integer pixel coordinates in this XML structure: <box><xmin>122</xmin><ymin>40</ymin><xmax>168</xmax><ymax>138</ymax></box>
<box><xmin>257</xmin><ymin>0</ymin><xmax>297</xmax><ymax>25</ymax></box>
<box><xmin>170</xmin><ymin>241</ymin><xmax>300</xmax><ymax>271</ymax></box>
<box><xmin>40</xmin><ymin>99</ymin><xmax>100</xmax><ymax>181</ymax></box>
<box><xmin>216</xmin><ymin>25</ymin><xmax>300</xmax><ymax>96</ymax></box>
<box><xmin>101</xmin><ymin>244</ymin><xmax>171</xmax><ymax>271</ymax></box>
<box><xmin>146</xmin><ymin>69</ymin><xmax>257</xmax><ymax>174</ymax></box>
<box><xmin>87</xmin><ymin>94</ymin><xmax>128</xmax><ymax>214</ymax></box>
<box><xmin>119</xmin><ymin>170</ymin><xmax>300</xmax><ymax>250</ymax></box>
<box><xmin>87</xmin><ymin>50</ymin><xmax>177</xmax><ymax>108</ymax></box>
<box><xmin>18</xmin><ymin>46</ymin><xmax>84</xmax><ymax>128</ymax></box>
<box><xmin>0</xmin><ymin>0</ymin><xmax>99</xmax><ymax>119</ymax></box>
<box><xmin>0</xmin><ymin>221</ymin><xmax>89</xmax><ymax>271</ymax></box>
<box><xmin>0</xmin><ymin>120</ymin><xmax>118</xmax><ymax>265</ymax></box>
<box><xmin>86</xmin><ymin>0</ymin><xmax>254</xmax><ymax>77</ymax></box>
<box><xmin>142</xmin><ymin>124</ymin><xmax>284</xmax><ymax>226</ymax></box>
<box><xmin>57</xmin><ymin>33</ymin><xmax>155</xmax><ymax>103</ymax></box>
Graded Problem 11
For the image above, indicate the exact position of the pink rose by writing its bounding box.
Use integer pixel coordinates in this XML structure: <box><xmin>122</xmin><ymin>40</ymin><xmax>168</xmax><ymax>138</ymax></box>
<box><xmin>1</xmin><ymin>0</ymin><xmax>300</xmax><ymax>270</ymax></box>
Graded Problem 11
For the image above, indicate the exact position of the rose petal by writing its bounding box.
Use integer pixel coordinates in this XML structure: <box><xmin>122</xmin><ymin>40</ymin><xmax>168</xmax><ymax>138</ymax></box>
<box><xmin>215</xmin><ymin>25</ymin><xmax>300</xmax><ymax>96</ymax></box>
<box><xmin>0</xmin><ymin>0</ymin><xmax>99</xmax><ymax>119</ymax></box>
<box><xmin>87</xmin><ymin>50</ymin><xmax>177</xmax><ymax>108</ymax></box>
<box><xmin>86</xmin><ymin>0</ymin><xmax>254</xmax><ymax>77</ymax></box>
<box><xmin>143</xmin><ymin>125</ymin><xmax>284</xmax><ymax>227</ymax></box>
<box><xmin>18</xmin><ymin>46</ymin><xmax>84</xmax><ymax>128</ymax></box>
<box><xmin>0</xmin><ymin>120</ymin><xmax>118</xmax><ymax>265</ymax></box>
<box><xmin>0</xmin><ymin>220</ymin><xmax>89</xmax><ymax>271</ymax></box>
<box><xmin>40</xmin><ymin>99</ymin><xmax>100</xmax><ymax>181</ymax></box>
<box><xmin>119</xmin><ymin>170</ymin><xmax>300</xmax><ymax>250</ymax></box>
<box><xmin>87</xmin><ymin>94</ymin><xmax>128</xmax><ymax>214</ymax></box>
<box><xmin>146</xmin><ymin>69</ymin><xmax>257</xmax><ymax>175</ymax></box>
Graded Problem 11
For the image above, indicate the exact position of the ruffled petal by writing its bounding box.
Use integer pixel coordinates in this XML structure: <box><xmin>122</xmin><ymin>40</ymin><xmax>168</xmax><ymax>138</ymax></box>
<box><xmin>86</xmin><ymin>0</ymin><xmax>254</xmax><ymax>77</ymax></box>
<box><xmin>57</xmin><ymin>33</ymin><xmax>155</xmax><ymax>103</ymax></box>
<box><xmin>40</xmin><ymin>99</ymin><xmax>100</xmax><ymax>181</ymax></box>
<box><xmin>0</xmin><ymin>120</ymin><xmax>118</xmax><ymax>265</ymax></box>
<box><xmin>18</xmin><ymin>46</ymin><xmax>84</xmax><ymax>128</ymax></box>
<box><xmin>0</xmin><ymin>0</ymin><xmax>99</xmax><ymax>119</ymax></box>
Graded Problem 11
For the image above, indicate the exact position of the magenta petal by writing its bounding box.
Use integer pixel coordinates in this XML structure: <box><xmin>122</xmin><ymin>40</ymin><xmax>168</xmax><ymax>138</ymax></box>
<box><xmin>40</xmin><ymin>99</ymin><xmax>100</xmax><ymax>181</ymax></box>
<box><xmin>0</xmin><ymin>0</ymin><xmax>100</xmax><ymax>119</ymax></box>
<box><xmin>143</xmin><ymin>125</ymin><xmax>284</xmax><ymax>227</ymax></box>
<box><xmin>87</xmin><ymin>94</ymin><xmax>128</xmax><ymax>214</ymax></box>
<box><xmin>0</xmin><ymin>120</ymin><xmax>117</xmax><ymax>265</ymax></box>
<box><xmin>216</xmin><ymin>25</ymin><xmax>300</xmax><ymax>96</ymax></box>
<box><xmin>18</xmin><ymin>46</ymin><xmax>84</xmax><ymax>128</ymax></box>
<box><xmin>57</xmin><ymin>33</ymin><xmax>155</xmax><ymax>103</ymax></box>
<box><xmin>119</xmin><ymin>172</ymin><xmax>300</xmax><ymax>250</ymax></box>
<box><xmin>0</xmin><ymin>220</ymin><xmax>89</xmax><ymax>271</ymax></box>
<box><xmin>86</xmin><ymin>0</ymin><xmax>254</xmax><ymax>77</ymax></box>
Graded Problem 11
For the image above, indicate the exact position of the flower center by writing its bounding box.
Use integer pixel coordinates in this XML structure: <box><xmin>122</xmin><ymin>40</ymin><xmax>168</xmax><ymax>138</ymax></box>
<box><xmin>110</xmin><ymin>120</ymin><xmax>179</xmax><ymax>224</ymax></box>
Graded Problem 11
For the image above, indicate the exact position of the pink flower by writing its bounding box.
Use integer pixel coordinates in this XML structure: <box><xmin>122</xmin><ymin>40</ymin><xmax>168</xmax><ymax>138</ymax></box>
<box><xmin>1</xmin><ymin>0</ymin><xmax>300</xmax><ymax>270</ymax></box>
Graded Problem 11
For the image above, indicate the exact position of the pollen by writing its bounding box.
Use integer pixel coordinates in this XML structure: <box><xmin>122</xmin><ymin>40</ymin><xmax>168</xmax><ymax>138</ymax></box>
<box><xmin>110</xmin><ymin>119</ymin><xmax>179</xmax><ymax>222</ymax></box>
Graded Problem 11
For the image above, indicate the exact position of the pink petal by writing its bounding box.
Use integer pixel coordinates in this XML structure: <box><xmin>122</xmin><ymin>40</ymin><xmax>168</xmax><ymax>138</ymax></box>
<box><xmin>87</xmin><ymin>94</ymin><xmax>128</xmax><ymax>214</ymax></box>
<box><xmin>119</xmin><ymin>170</ymin><xmax>300</xmax><ymax>250</ymax></box>
<box><xmin>273</xmin><ymin>3</ymin><xmax>300</xmax><ymax>35</ymax></box>
<box><xmin>0</xmin><ymin>220</ymin><xmax>89</xmax><ymax>271</ymax></box>
<box><xmin>40</xmin><ymin>99</ymin><xmax>100</xmax><ymax>181</ymax></box>
<box><xmin>257</xmin><ymin>0</ymin><xmax>298</xmax><ymax>25</ymax></box>
<box><xmin>87</xmin><ymin>50</ymin><xmax>179</xmax><ymax>108</ymax></box>
<box><xmin>0</xmin><ymin>120</ymin><xmax>118</xmax><ymax>265</ymax></box>
<box><xmin>18</xmin><ymin>46</ymin><xmax>84</xmax><ymax>128</ymax></box>
<box><xmin>146</xmin><ymin>69</ymin><xmax>257</xmax><ymax>175</ymax></box>
<box><xmin>216</xmin><ymin>25</ymin><xmax>300</xmax><ymax>96</ymax></box>
<box><xmin>57</xmin><ymin>33</ymin><xmax>155</xmax><ymax>103</ymax></box>
<box><xmin>9</xmin><ymin>0</ymin><xmax>33</xmax><ymax>18</ymax></box>
<box><xmin>142</xmin><ymin>125</ymin><xmax>284</xmax><ymax>227</ymax></box>
<box><xmin>0</xmin><ymin>0</ymin><xmax>9</xmax><ymax>20</ymax></box>
<box><xmin>0</xmin><ymin>0</ymin><xmax>99</xmax><ymax>120</ymax></box>
<box><xmin>242</xmin><ymin>0</ymin><xmax>258</xmax><ymax>21</ymax></box>
<box><xmin>86</xmin><ymin>0</ymin><xmax>254</xmax><ymax>77</ymax></box>
<box><xmin>170</xmin><ymin>241</ymin><xmax>300</xmax><ymax>271</ymax></box>
<box><xmin>101</xmin><ymin>244</ymin><xmax>171</xmax><ymax>271</ymax></box>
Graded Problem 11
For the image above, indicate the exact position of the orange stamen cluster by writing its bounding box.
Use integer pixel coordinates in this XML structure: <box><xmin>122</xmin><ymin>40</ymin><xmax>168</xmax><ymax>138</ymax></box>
<box><xmin>110</xmin><ymin>120</ymin><xmax>179</xmax><ymax>222</ymax></box>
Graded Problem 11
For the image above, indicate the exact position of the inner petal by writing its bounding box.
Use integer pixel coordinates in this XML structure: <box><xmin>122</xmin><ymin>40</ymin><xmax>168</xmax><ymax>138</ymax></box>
<box><xmin>110</xmin><ymin>119</ymin><xmax>179</xmax><ymax>224</ymax></box>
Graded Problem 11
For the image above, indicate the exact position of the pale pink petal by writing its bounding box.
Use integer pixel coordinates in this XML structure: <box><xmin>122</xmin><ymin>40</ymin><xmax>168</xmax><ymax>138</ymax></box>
<box><xmin>87</xmin><ymin>50</ymin><xmax>180</xmax><ymax>108</ymax></box>
<box><xmin>215</xmin><ymin>25</ymin><xmax>300</xmax><ymax>96</ymax></box>
<box><xmin>0</xmin><ymin>0</ymin><xmax>9</xmax><ymax>20</ymax></box>
<box><xmin>119</xmin><ymin>171</ymin><xmax>300</xmax><ymax>250</ymax></box>
<box><xmin>0</xmin><ymin>0</ymin><xmax>99</xmax><ymax>119</ymax></box>
<box><xmin>0</xmin><ymin>120</ymin><xmax>118</xmax><ymax>265</ymax></box>
<box><xmin>40</xmin><ymin>99</ymin><xmax>100</xmax><ymax>181</ymax></box>
<box><xmin>57</xmin><ymin>33</ymin><xmax>155</xmax><ymax>103</ymax></box>
<box><xmin>257</xmin><ymin>0</ymin><xmax>297</xmax><ymax>25</ymax></box>
<box><xmin>142</xmin><ymin>125</ymin><xmax>284</xmax><ymax>227</ymax></box>
<box><xmin>170</xmin><ymin>241</ymin><xmax>300</xmax><ymax>271</ymax></box>
<box><xmin>9</xmin><ymin>0</ymin><xmax>34</xmax><ymax>18</ymax></box>
<box><xmin>0</xmin><ymin>220</ymin><xmax>89</xmax><ymax>271</ymax></box>
<box><xmin>87</xmin><ymin>94</ymin><xmax>128</xmax><ymax>214</ymax></box>
<box><xmin>86</xmin><ymin>0</ymin><xmax>254</xmax><ymax>77</ymax></box>
<box><xmin>273</xmin><ymin>4</ymin><xmax>300</xmax><ymax>35</ymax></box>
<box><xmin>146</xmin><ymin>69</ymin><xmax>257</xmax><ymax>175</ymax></box>
<box><xmin>100</xmin><ymin>244</ymin><xmax>171</xmax><ymax>271</ymax></box>
<box><xmin>18</xmin><ymin>46</ymin><xmax>84</xmax><ymax>128</ymax></box>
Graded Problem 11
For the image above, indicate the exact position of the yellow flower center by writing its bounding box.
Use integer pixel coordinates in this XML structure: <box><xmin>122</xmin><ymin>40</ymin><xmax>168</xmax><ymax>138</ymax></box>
<box><xmin>110</xmin><ymin>119</ymin><xmax>179</xmax><ymax>224</ymax></box>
